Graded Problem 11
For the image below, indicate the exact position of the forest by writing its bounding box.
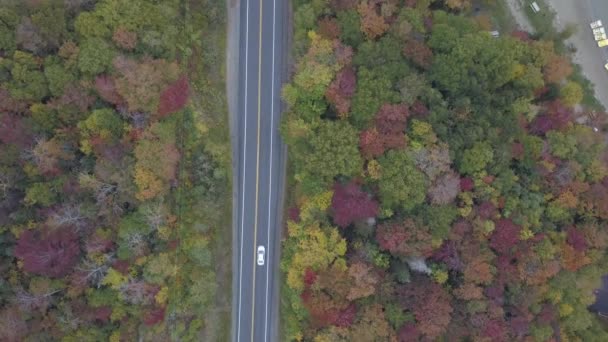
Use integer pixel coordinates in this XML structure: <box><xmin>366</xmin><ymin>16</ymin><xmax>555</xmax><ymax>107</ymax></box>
<box><xmin>280</xmin><ymin>0</ymin><xmax>608</xmax><ymax>341</ymax></box>
<box><xmin>0</xmin><ymin>0</ymin><xmax>231</xmax><ymax>340</ymax></box>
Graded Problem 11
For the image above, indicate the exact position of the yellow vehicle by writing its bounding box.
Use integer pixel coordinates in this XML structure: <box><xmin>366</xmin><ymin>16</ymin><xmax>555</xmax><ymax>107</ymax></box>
<box><xmin>598</xmin><ymin>39</ymin><xmax>608</xmax><ymax>47</ymax></box>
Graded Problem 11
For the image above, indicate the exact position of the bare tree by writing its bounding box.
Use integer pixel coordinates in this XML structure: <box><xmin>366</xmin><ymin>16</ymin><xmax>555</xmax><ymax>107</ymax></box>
<box><xmin>0</xmin><ymin>307</ymin><xmax>27</xmax><ymax>342</ymax></box>
<box><xmin>49</xmin><ymin>204</ymin><xmax>88</xmax><ymax>232</ymax></box>
<box><xmin>0</xmin><ymin>173</ymin><xmax>11</xmax><ymax>199</ymax></box>
<box><xmin>119</xmin><ymin>280</ymin><xmax>155</xmax><ymax>305</ymax></box>
<box><xmin>75</xmin><ymin>254</ymin><xmax>113</xmax><ymax>289</ymax></box>
<box><xmin>142</xmin><ymin>200</ymin><xmax>167</xmax><ymax>232</ymax></box>
<box><xmin>78</xmin><ymin>173</ymin><xmax>123</xmax><ymax>216</ymax></box>
<box><xmin>13</xmin><ymin>287</ymin><xmax>61</xmax><ymax>312</ymax></box>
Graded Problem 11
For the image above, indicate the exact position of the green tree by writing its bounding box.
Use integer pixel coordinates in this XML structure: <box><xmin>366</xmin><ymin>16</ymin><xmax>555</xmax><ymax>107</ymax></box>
<box><xmin>77</xmin><ymin>108</ymin><xmax>124</xmax><ymax>153</ymax></box>
<box><xmin>44</xmin><ymin>56</ymin><xmax>75</xmax><ymax>97</ymax></box>
<box><xmin>78</xmin><ymin>38</ymin><xmax>115</xmax><ymax>75</ymax></box>
<box><xmin>7</xmin><ymin>51</ymin><xmax>49</xmax><ymax>101</ymax></box>
<box><xmin>24</xmin><ymin>182</ymin><xmax>56</xmax><ymax>206</ymax></box>
<box><xmin>296</xmin><ymin>120</ymin><xmax>362</xmax><ymax>192</ymax></box>
<box><xmin>377</xmin><ymin>150</ymin><xmax>428</xmax><ymax>210</ymax></box>
<box><xmin>458</xmin><ymin>141</ymin><xmax>494</xmax><ymax>175</ymax></box>
<box><xmin>0</xmin><ymin>8</ymin><xmax>18</xmax><ymax>54</ymax></box>
<box><xmin>336</xmin><ymin>9</ymin><xmax>364</xmax><ymax>47</ymax></box>
<box><xmin>30</xmin><ymin>1</ymin><xmax>68</xmax><ymax>49</ymax></box>
<box><xmin>350</xmin><ymin>66</ymin><xmax>400</xmax><ymax>128</ymax></box>
<box><xmin>560</xmin><ymin>81</ymin><xmax>583</xmax><ymax>107</ymax></box>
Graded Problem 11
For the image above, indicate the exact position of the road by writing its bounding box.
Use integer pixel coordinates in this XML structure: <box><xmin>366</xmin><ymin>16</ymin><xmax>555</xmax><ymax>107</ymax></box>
<box><xmin>544</xmin><ymin>0</ymin><xmax>608</xmax><ymax>109</ymax></box>
<box><xmin>233</xmin><ymin>0</ymin><xmax>286</xmax><ymax>341</ymax></box>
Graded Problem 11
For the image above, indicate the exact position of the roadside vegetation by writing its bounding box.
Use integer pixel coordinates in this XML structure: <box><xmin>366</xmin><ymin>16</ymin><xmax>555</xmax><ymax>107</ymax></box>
<box><xmin>280</xmin><ymin>0</ymin><xmax>608</xmax><ymax>340</ymax></box>
<box><xmin>520</xmin><ymin>0</ymin><xmax>605</xmax><ymax>111</ymax></box>
<box><xmin>0</xmin><ymin>0</ymin><xmax>230</xmax><ymax>340</ymax></box>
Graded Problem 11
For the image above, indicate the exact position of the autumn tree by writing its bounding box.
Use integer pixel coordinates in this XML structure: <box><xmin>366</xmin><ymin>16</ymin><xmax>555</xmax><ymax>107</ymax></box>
<box><xmin>112</xmin><ymin>26</ymin><xmax>137</xmax><ymax>50</ymax></box>
<box><xmin>112</xmin><ymin>55</ymin><xmax>180</xmax><ymax>114</ymax></box>
<box><xmin>413</xmin><ymin>143</ymin><xmax>452</xmax><ymax>181</ymax></box>
<box><xmin>444</xmin><ymin>0</ymin><xmax>472</xmax><ymax>11</ymax></box>
<box><xmin>330</xmin><ymin>181</ymin><xmax>379</xmax><ymax>228</ymax></box>
<box><xmin>284</xmin><ymin>220</ymin><xmax>347</xmax><ymax>292</ymax></box>
<box><xmin>325</xmin><ymin>67</ymin><xmax>356</xmax><ymax>118</ymax></box>
<box><xmin>543</xmin><ymin>54</ymin><xmax>573</xmax><ymax>84</ymax></box>
<box><xmin>398</xmin><ymin>277</ymin><xmax>453</xmax><ymax>339</ymax></box>
<box><xmin>15</xmin><ymin>227</ymin><xmax>81</xmax><ymax>278</ymax></box>
<box><xmin>428</xmin><ymin>171</ymin><xmax>461</xmax><ymax>205</ymax></box>
<box><xmin>403</xmin><ymin>38</ymin><xmax>433</xmax><ymax>69</ymax></box>
<box><xmin>489</xmin><ymin>219</ymin><xmax>521</xmax><ymax>254</ymax></box>
<box><xmin>376</xmin><ymin>219</ymin><xmax>435</xmax><ymax>257</ymax></box>
<box><xmin>157</xmin><ymin>76</ymin><xmax>190</xmax><ymax>117</ymax></box>
<box><xmin>133</xmin><ymin>121</ymin><xmax>180</xmax><ymax>201</ymax></box>
<box><xmin>357</xmin><ymin>1</ymin><xmax>388</xmax><ymax>39</ymax></box>
<box><xmin>348</xmin><ymin>304</ymin><xmax>393</xmax><ymax>341</ymax></box>
<box><xmin>347</xmin><ymin>262</ymin><xmax>379</xmax><ymax>300</ymax></box>
<box><xmin>94</xmin><ymin>75</ymin><xmax>125</xmax><ymax>107</ymax></box>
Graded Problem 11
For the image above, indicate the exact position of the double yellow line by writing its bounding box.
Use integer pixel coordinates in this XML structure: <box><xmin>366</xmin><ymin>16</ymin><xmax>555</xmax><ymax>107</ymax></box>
<box><xmin>250</xmin><ymin>0</ymin><xmax>264</xmax><ymax>340</ymax></box>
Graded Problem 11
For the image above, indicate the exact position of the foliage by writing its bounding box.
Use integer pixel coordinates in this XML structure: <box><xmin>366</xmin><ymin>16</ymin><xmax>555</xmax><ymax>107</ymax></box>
<box><xmin>376</xmin><ymin>150</ymin><xmax>427</xmax><ymax>211</ymax></box>
<box><xmin>15</xmin><ymin>228</ymin><xmax>81</xmax><ymax>278</ymax></box>
<box><xmin>330</xmin><ymin>181</ymin><xmax>378</xmax><ymax>228</ymax></box>
<box><xmin>0</xmin><ymin>0</ymin><xmax>228</xmax><ymax>339</ymax></box>
<box><xmin>281</xmin><ymin>1</ymin><xmax>608</xmax><ymax>341</ymax></box>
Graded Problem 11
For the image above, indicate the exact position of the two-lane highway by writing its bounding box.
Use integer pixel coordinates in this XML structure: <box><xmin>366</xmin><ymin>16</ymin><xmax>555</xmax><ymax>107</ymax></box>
<box><xmin>234</xmin><ymin>0</ymin><xmax>285</xmax><ymax>341</ymax></box>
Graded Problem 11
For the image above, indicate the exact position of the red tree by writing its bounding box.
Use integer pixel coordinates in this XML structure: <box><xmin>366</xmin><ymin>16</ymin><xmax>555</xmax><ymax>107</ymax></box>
<box><xmin>334</xmin><ymin>303</ymin><xmax>357</xmax><ymax>327</ymax></box>
<box><xmin>398</xmin><ymin>277</ymin><xmax>453</xmax><ymax>339</ymax></box>
<box><xmin>157</xmin><ymin>76</ymin><xmax>190</xmax><ymax>117</ymax></box>
<box><xmin>360</xmin><ymin>128</ymin><xmax>385</xmax><ymax>159</ymax></box>
<box><xmin>566</xmin><ymin>226</ymin><xmax>587</xmax><ymax>252</ymax></box>
<box><xmin>0</xmin><ymin>114</ymin><xmax>32</xmax><ymax>147</ymax></box>
<box><xmin>331</xmin><ymin>182</ymin><xmax>379</xmax><ymax>228</ymax></box>
<box><xmin>143</xmin><ymin>307</ymin><xmax>166</xmax><ymax>326</ymax></box>
<box><xmin>511</xmin><ymin>30</ymin><xmax>531</xmax><ymax>42</ymax></box>
<box><xmin>326</xmin><ymin>67</ymin><xmax>356</xmax><ymax>118</ymax></box>
<box><xmin>376</xmin><ymin>219</ymin><xmax>435</xmax><ymax>257</ymax></box>
<box><xmin>403</xmin><ymin>39</ymin><xmax>433</xmax><ymax>69</ymax></box>
<box><xmin>318</xmin><ymin>17</ymin><xmax>341</xmax><ymax>39</ymax></box>
<box><xmin>95</xmin><ymin>75</ymin><xmax>125</xmax><ymax>106</ymax></box>
<box><xmin>15</xmin><ymin>228</ymin><xmax>81</xmax><ymax>278</ymax></box>
<box><xmin>489</xmin><ymin>219</ymin><xmax>521</xmax><ymax>254</ymax></box>
<box><xmin>410</xmin><ymin>100</ymin><xmax>429</xmax><ymax>118</ymax></box>
<box><xmin>375</xmin><ymin>103</ymin><xmax>409</xmax><ymax>135</ymax></box>
<box><xmin>476</xmin><ymin>201</ymin><xmax>497</xmax><ymax>220</ymax></box>
<box><xmin>529</xmin><ymin>100</ymin><xmax>573</xmax><ymax>135</ymax></box>
<box><xmin>432</xmin><ymin>241</ymin><xmax>463</xmax><ymax>271</ymax></box>
<box><xmin>397</xmin><ymin>323</ymin><xmax>421</xmax><ymax>342</ymax></box>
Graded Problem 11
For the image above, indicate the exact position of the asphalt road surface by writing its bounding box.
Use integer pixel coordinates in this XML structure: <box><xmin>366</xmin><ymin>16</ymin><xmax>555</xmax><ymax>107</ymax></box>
<box><xmin>546</xmin><ymin>0</ymin><xmax>608</xmax><ymax>109</ymax></box>
<box><xmin>234</xmin><ymin>0</ymin><xmax>286</xmax><ymax>341</ymax></box>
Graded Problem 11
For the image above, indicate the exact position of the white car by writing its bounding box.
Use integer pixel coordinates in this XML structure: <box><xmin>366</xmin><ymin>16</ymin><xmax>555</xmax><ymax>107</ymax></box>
<box><xmin>595</xmin><ymin>33</ymin><xmax>607</xmax><ymax>41</ymax></box>
<box><xmin>593</xmin><ymin>27</ymin><xmax>606</xmax><ymax>35</ymax></box>
<box><xmin>591</xmin><ymin>20</ymin><xmax>603</xmax><ymax>29</ymax></box>
<box><xmin>257</xmin><ymin>246</ymin><xmax>265</xmax><ymax>266</ymax></box>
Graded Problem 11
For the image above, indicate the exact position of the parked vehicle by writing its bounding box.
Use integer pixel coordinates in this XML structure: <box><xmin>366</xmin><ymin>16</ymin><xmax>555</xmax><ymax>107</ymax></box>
<box><xmin>591</xmin><ymin>20</ymin><xmax>603</xmax><ymax>29</ymax></box>
<box><xmin>598</xmin><ymin>39</ymin><xmax>608</xmax><ymax>47</ymax></box>
<box><xmin>530</xmin><ymin>2</ymin><xmax>540</xmax><ymax>13</ymax></box>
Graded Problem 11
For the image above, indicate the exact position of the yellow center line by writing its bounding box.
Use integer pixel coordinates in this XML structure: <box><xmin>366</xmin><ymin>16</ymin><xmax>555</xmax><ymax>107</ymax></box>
<box><xmin>251</xmin><ymin>0</ymin><xmax>263</xmax><ymax>340</ymax></box>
